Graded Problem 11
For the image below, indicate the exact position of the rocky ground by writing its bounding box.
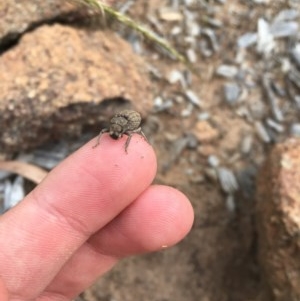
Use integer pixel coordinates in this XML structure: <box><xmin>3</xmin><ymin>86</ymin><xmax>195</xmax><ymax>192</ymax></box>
<box><xmin>1</xmin><ymin>0</ymin><xmax>300</xmax><ymax>301</ymax></box>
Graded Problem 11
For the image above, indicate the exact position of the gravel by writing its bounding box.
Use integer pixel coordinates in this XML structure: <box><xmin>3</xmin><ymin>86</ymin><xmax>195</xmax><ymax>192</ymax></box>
<box><xmin>223</xmin><ymin>82</ymin><xmax>241</xmax><ymax>105</ymax></box>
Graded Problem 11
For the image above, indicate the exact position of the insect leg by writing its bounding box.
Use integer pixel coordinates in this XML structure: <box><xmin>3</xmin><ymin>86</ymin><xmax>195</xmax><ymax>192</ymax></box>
<box><xmin>139</xmin><ymin>130</ymin><xmax>149</xmax><ymax>143</ymax></box>
<box><xmin>124</xmin><ymin>128</ymin><xmax>149</xmax><ymax>152</ymax></box>
<box><xmin>93</xmin><ymin>128</ymin><xmax>109</xmax><ymax>148</ymax></box>
<box><xmin>132</xmin><ymin>127</ymin><xmax>149</xmax><ymax>144</ymax></box>
<box><xmin>124</xmin><ymin>133</ymin><xmax>133</xmax><ymax>153</ymax></box>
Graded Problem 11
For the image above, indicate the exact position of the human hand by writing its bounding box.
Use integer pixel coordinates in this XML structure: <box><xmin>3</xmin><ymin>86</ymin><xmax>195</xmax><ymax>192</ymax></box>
<box><xmin>0</xmin><ymin>135</ymin><xmax>194</xmax><ymax>301</ymax></box>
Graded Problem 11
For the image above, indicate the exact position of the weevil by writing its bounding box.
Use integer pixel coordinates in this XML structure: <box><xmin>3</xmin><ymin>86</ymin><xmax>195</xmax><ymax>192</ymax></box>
<box><xmin>93</xmin><ymin>109</ymin><xmax>148</xmax><ymax>152</ymax></box>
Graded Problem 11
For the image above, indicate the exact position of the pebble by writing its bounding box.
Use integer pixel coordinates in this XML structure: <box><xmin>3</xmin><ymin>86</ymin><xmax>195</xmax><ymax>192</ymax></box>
<box><xmin>4</xmin><ymin>176</ymin><xmax>25</xmax><ymax>212</ymax></box>
<box><xmin>0</xmin><ymin>170</ymin><xmax>11</xmax><ymax>181</ymax></box>
<box><xmin>186</xmin><ymin>48</ymin><xmax>198</xmax><ymax>63</ymax></box>
<box><xmin>290</xmin><ymin>124</ymin><xmax>300</xmax><ymax>137</ymax></box>
<box><xmin>204</xmin><ymin>167</ymin><xmax>218</xmax><ymax>182</ymax></box>
<box><xmin>266</xmin><ymin>118</ymin><xmax>284</xmax><ymax>133</ymax></box>
<box><xmin>147</xmin><ymin>65</ymin><xmax>163</xmax><ymax>79</ymax></box>
<box><xmin>185</xmin><ymin>90</ymin><xmax>202</xmax><ymax>107</ymax></box>
<box><xmin>216</xmin><ymin>65</ymin><xmax>239</xmax><ymax>78</ymax></box>
<box><xmin>270</xmin><ymin>21</ymin><xmax>299</xmax><ymax>38</ymax></box>
<box><xmin>291</xmin><ymin>44</ymin><xmax>300</xmax><ymax>67</ymax></box>
<box><xmin>199</xmin><ymin>40</ymin><xmax>213</xmax><ymax>57</ymax></box>
<box><xmin>257</xmin><ymin>18</ymin><xmax>275</xmax><ymax>55</ymax></box>
<box><xmin>235</xmin><ymin>106</ymin><xmax>252</xmax><ymax>122</ymax></box>
<box><xmin>153</xmin><ymin>96</ymin><xmax>173</xmax><ymax>111</ymax></box>
<box><xmin>241</xmin><ymin>135</ymin><xmax>253</xmax><ymax>154</ymax></box>
<box><xmin>224</xmin><ymin>82</ymin><xmax>241</xmax><ymax>105</ymax></box>
<box><xmin>193</xmin><ymin>121</ymin><xmax>219</xmax><ymax>143</ymax></box>
<box><xmin>118</xmin><ymin>0</ymin><xmax>135</xmax><ymax>13</ymax></box>
<box><xmin>252</xmin><ymin>0</ymin><xmax>270</xmax><ymax>3</ymax></box>
<box><xmin>171</xmin><ymin>26</ymin><xmax>182</xmax><ymax>35</ymax></box>
<box><xmin>271</xmin><ymin>81</ymin><xmax>286</xmax><ymax>97</ymax></box>
<box><xmin>254</xmin><ymin>121</ymin><xmax>271</xmax><ymax>143</ymax></box>
<box><xmin>186</xmin><ymin>21</ymin><xmax>201</xmax><ymax>36</ymax></box>
<box><xmin>202</xmin><ymin>28</ymin><xmax>220</xmax><ymax>52</ymax></box>
<box><xmin>295</xmin><ymin>96</ymin><xmax>300</xmax><ymax>109</ymax></box>
<box><xmin>183</xmin><ymin>0</ymin><xmax>195</xmax><ymax>7</ymax></box>
<box><xmin>129</xmin><ymin>34</ymin><xmax>143</xmax><ymax>55</ymax></box>
<box><xmin>248</xmin><ymin>99</ymin><xmax>266</xmax><ymax>120</ymax></box>
<box><xmin>217</xmin><ymin>167</ymin><xmax>239</xmax><ymax>194</ymax></box>
<box><xmin>198</xmin><ymin>112</ymin><xmax>210</xmax><ymax>121</ymax></box>
<box><xmin>225</xmin><ymin>194</ymin><xmax>236</xmax><ymax>212</ymax></box>
<box><xmin>158</xmin><ymin>7</ymin><xmax>183</xmax><ymax>21</ymax></box>
<box><xmin>205</xmin><ymin>17</ymin><xmax>223</xmax><ymax>28</ymax></box>
<box><xmin>262</xmin><ymin>75</ymin><xmax>284</xmax><ymax>122</ymax></box>
<box><xmin>168</xmin><ymin>70</ymin><xmax>187</xmax><ymax>88</ymax></box>
<box><xmin>237</xmin><ymin>32</ymin><xmax>257</xmax><ymax>48</ymax></box>
<box><xmin>288</xmin><ymin>71</ymin><xmax>300</xmax><ymax>89</ymax></box>
<box><xmin>181</xmin><ymin>103</ymin><xmax>194</xmax><ymax>117</ymax></box>
<box><xmin>273</xmin><ymin>9</ymin><xmax>299</xmax><ymax>22</ymax></box>
<box><xmin>208</xmin><ymin>155</ymin><xmax>220</xmax><ymax>168</ymax></box>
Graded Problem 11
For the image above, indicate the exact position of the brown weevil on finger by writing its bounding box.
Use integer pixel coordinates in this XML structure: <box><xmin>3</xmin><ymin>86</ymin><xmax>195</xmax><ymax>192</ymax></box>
<box><xmin>93</xmin><ymin>109</ymin><xmax>148</xmax><ymax>153</ymax></box>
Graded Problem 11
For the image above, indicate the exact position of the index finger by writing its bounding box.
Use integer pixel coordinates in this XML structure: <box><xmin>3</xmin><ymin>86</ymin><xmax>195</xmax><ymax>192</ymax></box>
<box><xmin>0</xmin><ymin>134</ymin><xmax>156</xmax><ymax>299</ymax></box>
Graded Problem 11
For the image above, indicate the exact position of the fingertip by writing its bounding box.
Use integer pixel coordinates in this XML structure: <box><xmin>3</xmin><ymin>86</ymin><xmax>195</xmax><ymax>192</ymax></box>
<box><xmin>82</xmin><ymin>133</ymin><xmax>157</xmax><ymax>179</ymax></box>
<box><xmin>137</xmin><ymin>185</ymin><xmax>194</xmax><ymax>249</ymax></box>
<box><xmin>90</xmin><ymin>184</ymin><xmax>194</xmax><ymax>256</ymax></box>
<box><xmin>0</xmin><ymin>278</ymin><xmax>9</xmax><ymax>301</ymax></box>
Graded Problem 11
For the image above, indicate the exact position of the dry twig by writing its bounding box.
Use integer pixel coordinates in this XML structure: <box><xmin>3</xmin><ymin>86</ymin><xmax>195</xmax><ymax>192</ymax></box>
<box><xmin>67</xmin><ymin>0</ymin><xmax>187</xmax><ymax>64</ymax></box>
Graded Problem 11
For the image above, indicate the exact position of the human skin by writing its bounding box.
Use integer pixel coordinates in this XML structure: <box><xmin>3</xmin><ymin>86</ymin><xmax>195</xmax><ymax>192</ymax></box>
<box><xmin>0</xmin><ymin>135</ymin><xmax>194</xmax><ymax>301</ymax></box>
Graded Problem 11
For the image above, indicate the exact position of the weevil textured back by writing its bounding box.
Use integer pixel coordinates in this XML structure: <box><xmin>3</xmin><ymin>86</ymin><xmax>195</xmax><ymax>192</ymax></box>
<box><xmin>93</xmin><ymin>109</ymin><xmax>148</xmax><ymax>153</ymax></box>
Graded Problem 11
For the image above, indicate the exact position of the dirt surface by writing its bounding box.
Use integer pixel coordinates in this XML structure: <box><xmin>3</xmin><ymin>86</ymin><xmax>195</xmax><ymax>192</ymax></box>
<box><xmin>1</xmin><ymin>0</ymin><xmax>300</xmax><ymax>301</ymax></box>
<box><xmin>80</xmin><ymin>2</ymin><xmax>267</xmax><ymax>300</ymax></box>
<box><xmin>77</xmin><ymin>1</ymin><xmax>298</xmax><ymax>301</ymax></box>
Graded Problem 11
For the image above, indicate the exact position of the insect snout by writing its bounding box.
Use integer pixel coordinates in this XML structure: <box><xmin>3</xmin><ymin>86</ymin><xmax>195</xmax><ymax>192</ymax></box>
<box><xmin>110</xmin><ymin>124</ymin><xmax>123</xmax><ymax>139</ymax></box>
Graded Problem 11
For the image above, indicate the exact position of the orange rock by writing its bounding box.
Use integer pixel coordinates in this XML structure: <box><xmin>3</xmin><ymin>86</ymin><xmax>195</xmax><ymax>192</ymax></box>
<box><xmin>193</xmin><ymin>121</ymin><xmax>219</xmax><ymax>143</ymax></box>
<box><xmin>0</xmin><ymin>24</ymin><xmax>152</xmax><ymax>152</ymax></box>
<box><xmin>257</xmin><ymin>138</ymin><xmax>300</xmax><ymax>301</ymax></box>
